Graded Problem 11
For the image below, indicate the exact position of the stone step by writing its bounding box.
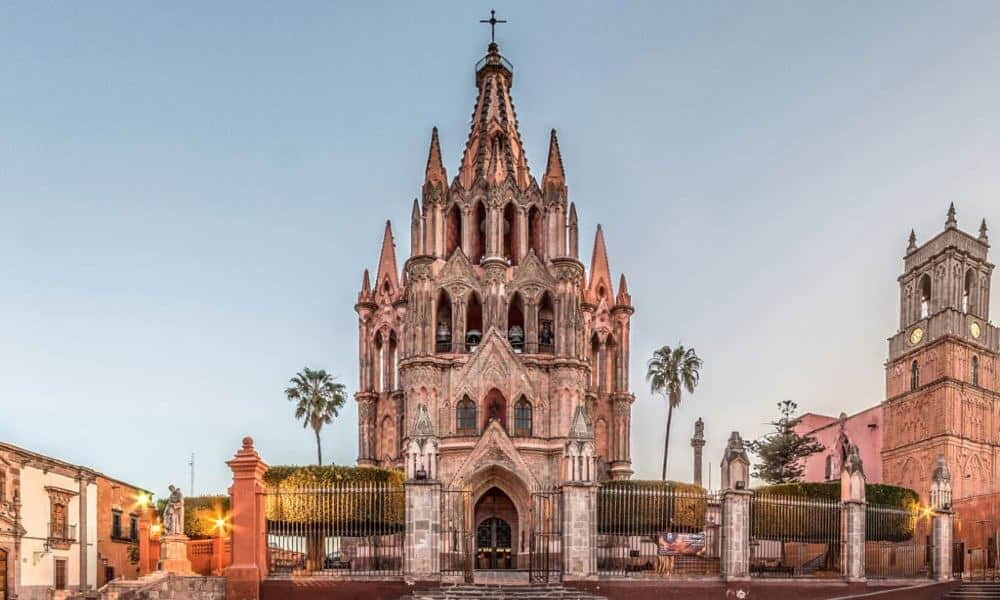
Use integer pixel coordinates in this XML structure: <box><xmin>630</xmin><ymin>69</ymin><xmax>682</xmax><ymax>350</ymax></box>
<box><xmin>403</xmin><ymin>584</ymin><xmax>607</xmax><ymax>600</ymax></box>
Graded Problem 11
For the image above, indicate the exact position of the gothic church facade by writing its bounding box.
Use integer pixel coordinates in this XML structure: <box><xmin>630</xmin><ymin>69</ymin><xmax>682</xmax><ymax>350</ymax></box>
<box><xmin>353</xmin><ymin>40</ymin><xmax>636</xmax><ymax>522</ymax></box>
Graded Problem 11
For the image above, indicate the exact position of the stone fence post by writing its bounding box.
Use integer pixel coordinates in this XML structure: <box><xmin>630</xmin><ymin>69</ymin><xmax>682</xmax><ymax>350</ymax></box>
<box><xmin>719</xmin><ymin>431</ymin><xmax>751</xmax><ymax>583</ymax></box>
<box><xmin>404</xmin><ymin>404</ymin><xmax>442</xmax><ymax>581</ymax></box>
<box><xmin>225</xmin><ymin>437</ymin><xmax>269</xmax><ymax>600</ymax></box>
<box><xmin>930</xmin><ymin>454</ymin><xmax>953</xmax><ymax>581</ymax></box>
<box><xmin>562</xmin><ymin>483</ymin><xmax>597</xmax><ymax>580</ymax></box>
<box><xmin>840</xmin><ymin>445</ymin><xmax>866</xmax><ymax>583</ymax></box>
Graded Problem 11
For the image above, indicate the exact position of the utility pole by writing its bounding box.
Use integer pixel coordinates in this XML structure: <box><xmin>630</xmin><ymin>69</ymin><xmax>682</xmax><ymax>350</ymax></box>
<box><xmin>189</xmin><ymin>453</ymin><xmax>195</xmax><ymax>497</ymax></box>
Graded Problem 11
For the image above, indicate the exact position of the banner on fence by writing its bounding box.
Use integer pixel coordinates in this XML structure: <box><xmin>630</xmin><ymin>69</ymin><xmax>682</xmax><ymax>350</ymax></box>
<box><xmin>656</xmin><ymin>532</ymin><xmax>706</xmax><ymax>557</ymax></box>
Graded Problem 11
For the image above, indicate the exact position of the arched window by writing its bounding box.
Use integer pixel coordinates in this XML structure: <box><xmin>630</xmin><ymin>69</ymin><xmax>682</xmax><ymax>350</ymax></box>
<box><xmin>527</xmin><ymin>206</ymin><xmax>543</xmax><ymax>258</ymax></box>
<box><xmin>456</xmin><ymin>397</ymin><xmax>477</xmax><ymax>435</ymax></box>
<box><xmin>514</xmin><ymin>397</ymin><xmax>532</xmax><ymax>437</ymax></box>
<box><xmin>910</xmin><ymin>359</ymin><xmax>920</xmax><ymax>392</ymax></box>
<box><xmin>502</xmin><ymin>203</ymin><xmax>518</xmax><ymax>264</ymax></box>
<box><xmin>436</xmin><ymin>289</ymin><xmax>453</xmax><ymax>353</ymax></box>
<box><xmin>445</xmin><ymin>204</ymin><xmax>462</xmax><ymax>257</ymax></box>
<box><xmin>507</xmin><ymin>292</ymin><xmax>524</xmax><ymax>352</ymax></box>
<box><xmin>373</xmin><ymin>331</ymin><xmax>384</xmax><ymax>393</ymax></box>
<box><xmin>538</xmin><ymin>292</ymin><xmax>555</xmax><ymax>353</ymax></box>
<box><xmin>591</xmin><ymin>333</ymin><xmax>602</xmax><ymax>390</ymax></box>
<box><xmin>964</xmin><ymin>269</ymin><xmax>975</xmax><ymax>313</ymax></box>
<box><xmin>472</xmin><ymin>201</ymin><xmax>486</xmax><ymax>263</ymax></box>
<box><xmin>466</xmin><ymin>293</ymin><xmax>483</xmax><ymax>350</ymax></box>
<box><xmin>386</xmin><ymin>331</ymin><xmax>398</xmax><ymax>391</ymax></box>
<box><xmin>919</xmin><ymin>274</ymin><xmax>932</xmax><ymax>319</ymax></box>
<box><xmin>972</xmin><ymin>355</ymin><xmax>980</xmax><ymax>387</ymax></box>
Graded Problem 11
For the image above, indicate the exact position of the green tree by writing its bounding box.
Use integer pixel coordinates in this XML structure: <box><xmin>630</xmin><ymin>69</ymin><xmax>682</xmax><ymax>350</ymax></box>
<box><xmin>284</xmin><ymin>367</ymin><xmax>347</xmax><ymax>466</ymax></box>
<box><xmin>646</xmin><ymin>345</ymin><xmax>703</xmax><ymax>481</ymax></box>
<box><xmin>747</xmin><ymin>400</ymin><xmax>825</xmax><ymax>484</ymax></box>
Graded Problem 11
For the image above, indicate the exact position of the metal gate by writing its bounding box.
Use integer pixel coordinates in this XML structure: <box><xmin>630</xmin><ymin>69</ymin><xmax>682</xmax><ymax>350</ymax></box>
<box><xmin>440</xmin><ymin>488</ymin><xmax>474</xmax><ymax>581</ymax></box>
<box><xmin>529</xmin><ymin>490</ymin><xmax>563</xmax><ymax>583</ymax></box>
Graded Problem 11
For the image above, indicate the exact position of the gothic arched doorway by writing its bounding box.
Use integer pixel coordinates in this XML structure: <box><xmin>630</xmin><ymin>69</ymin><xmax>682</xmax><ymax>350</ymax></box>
<box><xmin>474</xmin><ymin>487</ymin><xmax>517</xmax><ymax>569</ymax></box>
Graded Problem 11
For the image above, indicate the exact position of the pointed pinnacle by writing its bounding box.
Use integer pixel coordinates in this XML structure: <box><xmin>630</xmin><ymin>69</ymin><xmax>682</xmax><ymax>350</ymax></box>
<box><xmin>946</xmin><ymin>202</ymin><xmax>957</xmax><ymax>228</ymax></box>
<box><xmin>411</xmin><ymin>198</ymin><xmax>421</xmax><ymax>222</ymax></box>
<box><xmin>361</xmin><ymin>269</ymin><xmax>371</xmax><ymax>294</ymax></box>
<box><xmin>425</xmin><ymin>127</ymin><xmax>447</xmax><ymax>187</ymax></box>
<box><xmin>569</xmin><ymin>202</ymin><xmax>578</xmax><ymax>225</ymax></box>
<box><xmin>907</xmin><ymin>229</ymin><xmax>917</xmax><ymax>252</ymax></box>
<box><xmin>543</xmin><ymin>128</ymin><xmax>566</xmax><ymax>189</ymax></box>
<box><xmin>980</xmin><ymin>218</ymin><xmax>989</xmax><ymax>240</ymax></box>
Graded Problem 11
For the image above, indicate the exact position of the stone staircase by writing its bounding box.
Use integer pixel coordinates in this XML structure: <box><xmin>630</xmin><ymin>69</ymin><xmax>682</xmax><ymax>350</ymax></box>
<box><xmin>944</xmin><ymin>581</ymin><xmax>1000</xmax><ymax>599</ymax></box>
<box><xmin>403</xmin><ymin>583</ymin><xmax>607</xmax><ymax>600</ymax></box>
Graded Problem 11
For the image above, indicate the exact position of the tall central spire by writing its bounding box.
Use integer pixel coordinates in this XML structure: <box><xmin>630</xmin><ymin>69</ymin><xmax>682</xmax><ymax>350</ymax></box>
<box><xmin>457</xmin><ymin>43</ymin><xmax>532</xmax><ymax>191</ymax></box>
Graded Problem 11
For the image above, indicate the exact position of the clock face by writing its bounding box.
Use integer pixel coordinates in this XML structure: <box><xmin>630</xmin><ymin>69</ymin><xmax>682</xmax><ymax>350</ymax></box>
<box><xmin>970</xmin><ymin>322</ymin><xmax>982</xmax><ymax>339</ymax></box>
<box><xmin>910</xmin><ymin>328</ymin><xmax>924</xmax><ymax>345</ymax></box>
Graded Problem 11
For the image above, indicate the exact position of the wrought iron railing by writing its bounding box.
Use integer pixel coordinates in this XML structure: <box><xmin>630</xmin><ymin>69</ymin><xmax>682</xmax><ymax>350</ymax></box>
<box><xmin>48</xmin><ymin>522</ymin><xmax>77</xmax><ymax>541</ymax></box>
<box><xmin>440</xmin><ymin>489</ymin><xmax>473</xmax><ymax>578</ymax></box>
<box><xmin>749</xmin><ymin>495</ymin><xmax>841</xmax><ymax>578</ymax></box>
<box><xmin>596</xmin><ymin>486</ymin><xmax>720</xmax><ymax>577</ymax></box>
<box><xmin>265</xmin><ymin>482</ymin><xmax>404</xmax><ymax>577</ymax></box>
<box><xmin>864</xmin><ymin>503</ymin><xmax>928</xmax><ymax>579</ymax></box>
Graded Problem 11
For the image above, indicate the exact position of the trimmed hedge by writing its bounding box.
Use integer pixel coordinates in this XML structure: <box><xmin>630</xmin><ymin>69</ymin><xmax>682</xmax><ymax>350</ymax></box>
<box><xmin>597</xmin><ymin>480</ymin><xmax>709</xmax><ymax>535</ymax></box>
<box><xmin>264</xmin><ymin>465</ymin><xmax>405</xmax><ymax>534</ymax></box>
<box><xmin>751</xmin><ymin>482</ymin><xmax>920</xmax><ymax>542</ymax></box>
<box><xmin>155</xmin><ymin>495</ymin><xmax>231</xmax><ymax>540</ymax></box>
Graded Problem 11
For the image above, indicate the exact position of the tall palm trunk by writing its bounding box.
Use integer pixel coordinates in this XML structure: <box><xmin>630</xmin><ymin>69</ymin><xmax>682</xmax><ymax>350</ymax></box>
<box><xmin>662</xmin><ymin>403</ymin><xmax>674</xmax><ymax>480</ymax></box>
<box><xmin>314</xmin><ymin>427</ymin><xmax>323</xmax><ymax>466</ymax></box>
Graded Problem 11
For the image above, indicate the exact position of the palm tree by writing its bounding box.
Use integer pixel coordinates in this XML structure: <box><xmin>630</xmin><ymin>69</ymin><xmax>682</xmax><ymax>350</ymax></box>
<box><xmin>646</xmin><ymin>345</ymin><xmax>703</xmax><ymax>481</ymax></box>
<box><xmin>285</xmin><ymin>367</ymin><xmax>347</xmax><ymax>465</ymax></box>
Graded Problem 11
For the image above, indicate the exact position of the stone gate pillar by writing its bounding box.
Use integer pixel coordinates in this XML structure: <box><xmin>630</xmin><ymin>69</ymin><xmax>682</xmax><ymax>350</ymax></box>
<box><xmin>225</xmin><ymin>437</ymin><xmax>269</xmax><ymax>600</ymax></box>
<box><xmin>719</xmin><ymin>431</ymin><xmax>751</xmax><ymax>588</ymax></box>
<box><xmin>404</xmin><ymin>404</ymin><xmax>442</xmax><ymax>581</ymax></box>
<box><xmin>930</xmin><ymin>454</ymin><xmax>953</xmax><ymax>581</ymax></box>
<box><xmin>840</xmin><ymin>445</ymin><xmax>866</xmax><ymax>582</ymax></box>
<box><xmin>563</xmin><ymin>406</ymin><xmax>598</xmax><ymax>580</ymax></box>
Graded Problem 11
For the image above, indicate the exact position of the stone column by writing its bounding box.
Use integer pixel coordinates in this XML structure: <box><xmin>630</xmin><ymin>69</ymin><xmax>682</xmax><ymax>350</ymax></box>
<box><xmin>930</xmin><ymin>454</ymin><xmax>953</xmax><ymax>581</ymax></box>
<box><xmin>225</xmin><ymin>437</ymin><xmax>269</xmax><ymax>600</ymax></box>
<box><xmin>404</xmin><ymin>480</ymin><xmax>441</xmax><ymax>580</ymax></box>
<box><xmin>691</xmin><ymin>418</ymin><xmax>705</xmax><ymax>488</ymax></box>
<box><xmin>562</xmin><ymin>483</ymin><xmax>596</xmax><ymax>580</ymax></box>
<box><xmin>721</xmin><ymin>489</ymin><xmax>752</xmax><ymax>581</ymax></box>
<box><xmin>840</xmin><ymin>445</ymin><xmax>866</xmax><ymax>582</ymax></box>
<box><xmin>77</xmin><ymin>473</ymin><xmax>90</xmax><ymax>590</ymax></box>
<box><xmin>138</xmin><ymin>516</ymin><xmax>152</xmax><ymax>576</ymax></box>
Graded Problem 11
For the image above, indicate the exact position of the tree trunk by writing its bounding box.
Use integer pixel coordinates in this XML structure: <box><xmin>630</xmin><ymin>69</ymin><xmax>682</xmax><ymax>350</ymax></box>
<box><xmin>315</xmin><ymin>427</ymin><xmax>323</xmax><ymax>466</ymax></box>
<box><xmin>662</xmin><ymin>402</ymin><xmax>674</xmax><ymax>480</ymax></box>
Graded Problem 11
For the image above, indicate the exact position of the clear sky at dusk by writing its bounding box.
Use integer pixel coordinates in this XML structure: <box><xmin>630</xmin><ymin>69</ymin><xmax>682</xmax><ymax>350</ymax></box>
<box><xmin>3</xmin><ymin>2</ymin><xmax>999</xmax><ymax>499</ymax></box>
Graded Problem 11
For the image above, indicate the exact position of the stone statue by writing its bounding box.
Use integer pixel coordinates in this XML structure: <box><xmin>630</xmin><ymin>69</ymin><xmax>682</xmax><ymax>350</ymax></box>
<box><xmin>163</xmin><ymin>485</ymin><xmax>184</xmax><ymax>536</ymax></box>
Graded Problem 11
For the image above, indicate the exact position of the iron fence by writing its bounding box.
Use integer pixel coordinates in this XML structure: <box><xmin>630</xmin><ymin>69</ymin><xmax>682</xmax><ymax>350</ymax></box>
<box><xmin>529</xmin><ymin>491</ymin><xmax>563</xmax><ymax>583</ymax></box>
<box><xmin>596</xmin><ymin>486</ymin><xmax>720</xmax><ymax>577</ymax></box>
<box><xmin>264</xmin><ymin>482</ymin><xmax>404</xmax><ymax>577</ymax></box>
<box><xmin>864</xmin><ymin>503</ymin><xmax>928</xmax><ymax>579</ymax></box>
<box><xmin>440</xmin><ymin>488</ymin><xmax>473</xmax><ymax>579</ymax></box>
<box><xmin>749</xmin><ymin>494</ymin><xmax>841</xmax><ymax>578</ymax></box>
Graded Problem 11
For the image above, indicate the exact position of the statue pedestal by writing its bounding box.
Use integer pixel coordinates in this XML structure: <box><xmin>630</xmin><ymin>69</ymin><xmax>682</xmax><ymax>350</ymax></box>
<box><xmin>158</xmin><ymin>534</ymin><xmax>194</xmax><ymax>575</ymax></box>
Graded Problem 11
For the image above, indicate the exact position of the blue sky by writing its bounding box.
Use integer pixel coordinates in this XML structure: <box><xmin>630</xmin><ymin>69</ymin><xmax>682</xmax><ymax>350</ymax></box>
<box><xmin>2</xmin><ymin>2</ymin><xmax>999</xmax><ymax>499</ymax></box>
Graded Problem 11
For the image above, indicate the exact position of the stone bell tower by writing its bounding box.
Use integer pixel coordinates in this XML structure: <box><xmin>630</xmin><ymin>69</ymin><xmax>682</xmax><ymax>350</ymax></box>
<box><xmin>882</xmin><ymin>205</ymin><xmax>1000</xmax><ymax>501</ymax></box>
<box><xmin>353</xmin><ymin>39</ymin><xmax>637</xmax><ymax>495</ymax></box>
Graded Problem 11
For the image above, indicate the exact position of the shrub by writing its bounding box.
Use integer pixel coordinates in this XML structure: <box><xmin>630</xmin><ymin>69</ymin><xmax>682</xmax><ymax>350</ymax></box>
<box><xmin>155</xmin><ymin>495</ymin><xmax>231</xmax><ymax>540</ymax></box>
<box><xmin>263</xmin><ymin>465</ymin><xmax>405</xmax><ymax>534</ymax></box>
<box><xmin>751</xmin><ymin>482</ymin><xmax>920</xmax><ymax>542</ymax></box>
<box><xmin>597</xmin><ymin>480</ymin><xmax>709</xmax><ymax>535</ymax></box>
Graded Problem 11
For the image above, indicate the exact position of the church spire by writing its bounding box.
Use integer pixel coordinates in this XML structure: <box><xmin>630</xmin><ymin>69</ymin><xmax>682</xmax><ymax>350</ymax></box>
<box><xmin>945</xmin><ymin>202</ymin><xmax>957</xmax><ymax>229</ymax></box>
<box><xmin>616</xmin><ymin>273</ymin><xmax>631</xmax><ymax>307</ymax></box>
<box><xmin>587</xmin><ymin>225</ymin><xmax>614</xmax><ymax>305</ymax></box>
<box><xmin>457</xmin><ymin>42</ymin><xmax>532</xmax><ymax>190</ymax></box>
<box><xmin>542</xmin><ymin>129</ymin><xmax>566</xmax><ymax>190</ymax></box>
<box><xmin>375</xmin><ymin>220</ymin><xmax>399</xmax><ymax>294</ymax></box>
<box><xmin>424</xmin><ymin>127</ymin><xmax>447</xmax><ymax>189</ymax></box>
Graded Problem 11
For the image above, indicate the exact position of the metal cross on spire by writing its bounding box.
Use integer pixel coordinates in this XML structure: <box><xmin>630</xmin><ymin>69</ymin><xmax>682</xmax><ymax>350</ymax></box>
<box><xmin>479</xmin><ymin>9</ymin><xmax>507</xmax><ymax>43</ymax></box>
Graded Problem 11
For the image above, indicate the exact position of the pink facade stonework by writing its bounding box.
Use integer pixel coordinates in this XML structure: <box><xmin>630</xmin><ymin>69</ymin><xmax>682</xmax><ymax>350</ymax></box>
<box><xmin>795</xmin><ymin>407</ymin><xmax>883</xmax><ymax>483</ymax></box>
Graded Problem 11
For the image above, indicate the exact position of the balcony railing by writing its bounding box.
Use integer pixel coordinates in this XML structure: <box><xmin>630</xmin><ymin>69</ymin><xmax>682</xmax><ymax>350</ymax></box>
<box><xmin>48</xmin><ymin>523</ymin><xmax>77</xmax><ymax>549</ymax></box>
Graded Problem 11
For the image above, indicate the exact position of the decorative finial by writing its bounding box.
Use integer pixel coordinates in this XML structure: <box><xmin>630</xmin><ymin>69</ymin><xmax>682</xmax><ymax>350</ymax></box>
<box><xmin>479</xmin><ymin>9</ymin><xmax>507</xmax><ymax>44</ymax></box>
<box><xmin>980</xmin><ymin>218</ymin><xmax>989</xmax><ymax>242</ymax></box>
<box><xmin>945</xmin><ymin>202</ymin><xmax>957</xmax><ymax>229</ymax></box>
<box><xmin>907</xmin><ymin>229</ymin><xmax>917</xmax><ymax>253</ymax></box>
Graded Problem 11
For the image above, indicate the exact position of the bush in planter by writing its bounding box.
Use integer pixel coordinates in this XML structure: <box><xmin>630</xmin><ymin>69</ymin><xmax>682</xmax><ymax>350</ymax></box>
<box><xmin>264</xmin><ymin>465</ymin><xmax>405</xmax><ymax>534</ymax></box>
<box><xmin>751</xmin><ymin>482</ymin><xmax>920</xmax><ymax>542</ymax></box>
<box><xmin>597</xmin><ymin>480</ymin><xmax>709</xmax><ymax>535</ymax></box>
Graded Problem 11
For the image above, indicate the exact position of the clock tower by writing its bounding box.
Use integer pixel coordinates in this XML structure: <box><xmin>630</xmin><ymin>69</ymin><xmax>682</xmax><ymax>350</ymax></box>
<box><xmin>882</xmin><ymin>205</ymin><xmax>1000</xmax><ymax>501</ymax></box>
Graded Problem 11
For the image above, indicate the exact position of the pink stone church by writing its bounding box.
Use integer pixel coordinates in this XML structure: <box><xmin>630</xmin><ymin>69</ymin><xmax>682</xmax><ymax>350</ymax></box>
<box><xmin>798</xmin><ymin>207</ymin><xmax>999</xmax><ymax>513</ymax></box>
<box><xmin>352</xmin><ymin>40</ymin><xmax>636</xmax><ymax>543</ymax></box>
